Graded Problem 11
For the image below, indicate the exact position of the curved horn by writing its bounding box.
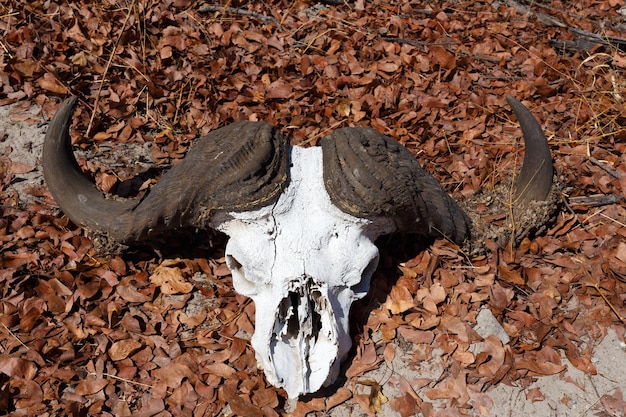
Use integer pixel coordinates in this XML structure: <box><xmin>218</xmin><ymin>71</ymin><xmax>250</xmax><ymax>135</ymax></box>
<box><xmin>506</xmin><ymin>95</ymin><xmax>553</xmax><ymax>203</ymax></box>
<box><xmin>320</xmin><ymin>98</ymin><xmax>554</xmax><ymax>247</ymax></box>
<box><xmin>320</xmin><ymin>128</ymin><xmax>470</xmax><ymax>245</ymax></box>
<box><xmin>43</xmin><ymin>97</ymin><xmax>290</xmax><ymax>243</ymax></box>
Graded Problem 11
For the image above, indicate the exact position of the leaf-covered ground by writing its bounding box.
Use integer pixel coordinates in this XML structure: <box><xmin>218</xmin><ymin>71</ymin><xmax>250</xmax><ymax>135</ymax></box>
<box><xmin>1</xmin><ymin>0</ymin><xmax>626</xmax><ymax>416</ymax></box>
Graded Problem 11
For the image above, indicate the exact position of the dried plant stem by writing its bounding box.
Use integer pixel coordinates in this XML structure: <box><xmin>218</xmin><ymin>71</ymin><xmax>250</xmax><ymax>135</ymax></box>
<box><xmin>599</xmin><ymin>212</ymin><xmax>626</xmax><ymax>229</ymax></box>
<box><xmin>568</xmin><ymin>194</ymin><xmax>621</xmax><ymax>208</ymax></box>
<box><xmin>575</xmin><ymin>254</ymin><xmax>624</xmax><ymax>323</ymax></box>
<box><xmin>0</xmin><ymin>39</ymin><xmax>12</xmax><ymax>58</ymax></box>
<box><xmin>86</xmin><ymin>0</ymin><xmax>137</xmax><ymax>137</ymax></box>
<box><xmin>199</xmin><ymin>298</ymin><xmax>252</xmax><ymax>333</ymax></box>
<box><xmin>1</xmin><ymin>324</ymin><xmax>29</xmax><ymax>350</ymax></box>
<box><xmin>589</xmin><ymin>157</ymin><xmax>624</xmax><ymax>179</ymax></box>
<box><xmin>198</xmin><ymin>5</ymin><xmax>282</xmax><ymax>31</ymax></box>
<box><xmin>299</xmin><ymin>119</ymin><xmax>345</xmax><ymax>146</ymax></box>
<box><xmin>90</xmin><ymin>372</ymin><xmax>156</xmax><ymax>389</ymax></box>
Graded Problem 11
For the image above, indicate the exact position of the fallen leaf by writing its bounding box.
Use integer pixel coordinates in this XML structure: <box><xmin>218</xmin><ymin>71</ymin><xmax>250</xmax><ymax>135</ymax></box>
<box><xmin>266</xmin><ymin>79</ymin><xmax>293</xmax><ymax>99</ymax></box>
<box><xmin>11</xmin><ymin>161</ymin><xmax>35</xmax><ymax>175</ymax></box>
<box><xmin>154</xmin><ymin>362</ymin><xmax>196</xmax><ymax>389</ymax></box>
<box><xmin>14</xmin><ymin>60</ymin><xmax>40</xmax><ymax>77</ymax></box>
<box><xmin>223</xmin><ymin>383</ymin><xmax>265</xmax><ymax>417</ymax></box>
<box><xmin>108</xmin><ymin>339</ymin><xmax>142</xmax><ymax>361</ymax></box>
<box><xmin>150</xmin><ymin>258</ymin><xmax>194</xmax><ymax>295</ymax></box>
<box><xmin>358</xmin><ymin>379</ymin><xmax>388</xmax><ymax>414</ymax></box>
<box><xmin>0</xmin><ymin>357</ymin><xmax>38</xmax><ymax>379</ymax></box>
<box><xmin>36</xmin><ymin>73</ymin><xmax>67</xmax><ymax>94</ymax></box>
<box><xmin>74</xmin><ymin>377</ymin><xmax>109</xmax><ymax>396</ymax></box>
<box><xmin>203</xmin><ymin>362</ymin><xmax>235</xmax><ymax>378</ymax></box>
<box><xmin>513</xmin><ymin>359</ymin><xmax>566</xmax><ymax>375</ymax></box>
<box><xmin>390</xmin><ymin>393</ymin><xmax>420</xmax><ymax>417</ymax></box>
<box><xmin>326</xmin><ymin>387</ymin><xmax>352</xmax><ymax>410</ymax></box>
<box><xmin>525</xmin><ymin>387</ymin><xmax>545</xmax><ymax>402</ymax></box>
<box><xmin>385</xmin><ymin>285</ymin><xmax>415</xmax><ymax>314</ymax></box>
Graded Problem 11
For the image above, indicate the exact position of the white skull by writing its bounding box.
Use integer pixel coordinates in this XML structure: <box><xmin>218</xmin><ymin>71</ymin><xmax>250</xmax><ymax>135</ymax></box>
<box><xmin>212</xmin><ymin>146</ymin><xmax>394</xmax><ymax>398</ymax></box>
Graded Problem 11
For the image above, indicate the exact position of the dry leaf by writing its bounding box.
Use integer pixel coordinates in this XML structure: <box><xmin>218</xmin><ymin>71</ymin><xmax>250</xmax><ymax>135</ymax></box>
<box><xmin>266</xmin><ymin>79</ymin><xmax>293</xmax><ymax>99</ymax></box>
<box><xmin>108</xmin><ymin>339</ymin><xmax>142</xmax><ymax>361</ymax></box>
<box><xmin>525</xmin><ymin>387</ymin><xmax>545</xmax><ymax>402</ymax></box>
<box><xmin>203</xmin><ymin>362</ymin><xmax>235</xmax><ymax>379</ymax></box>
<box><xmin>74</xmin><ymin>378</ymin><xmax>109</xmax><ymax>396</ymax></box>
<box><xmin>150</xmin><ymin>258</ymin><xmax>194</xmax><ymax>295</ymax></box>
<box><xmin>390</xmin><ymin>393</ymin><xmax>420</xmax><ymax>417</ymax></box>
<box><xmin>10</xmin><ymin>161</ymin><xmax>34</xmax><ymax>174</ymax></box>
<box><xmin>36</xmin><ymin>73</ymin><xmax>67</xmax><ymax>94</ymax></box>
<box><xmin>223</xmin><ymin>383</ymin><xmax>265</xmax><ymax>417</ymax></box>
<box><xmin>326</xmin><ymin>387</ymin><xmax>352</xmax><ymax>410</ymax></box>
<box><xmin>385</xmin><ymin>285</ymin><xmax>415</xmax><ymax>314</ymax></box>
<box><xmin>14</xmin><ymin>60</ymin><xmax>40</xmax><ymax>77</ymax></box>
<box><xmin>359</xmin><ymin>379</ymin><xmax>388</xmax><ymax>414</ymax></box>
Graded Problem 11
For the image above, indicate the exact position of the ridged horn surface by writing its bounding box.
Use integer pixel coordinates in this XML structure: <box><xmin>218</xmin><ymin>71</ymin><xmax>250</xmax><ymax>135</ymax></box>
<box><xmin>320</xmin><ymin>128</ymin><xmax>470</xmax><ymax>244</ymax></box>
<box><xmin>506</xmin><ymin>95</ymin><xmax>553</xmax><ymax>203</ymax></box>
<box><xmin>43</xmin><ymin>96</ymin><xmax>290</xmax><ymax>243</ymax></box>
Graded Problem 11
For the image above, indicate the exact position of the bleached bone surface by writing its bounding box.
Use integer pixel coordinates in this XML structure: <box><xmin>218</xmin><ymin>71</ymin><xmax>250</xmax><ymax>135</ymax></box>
<box><xmin>212</xmin><ymin>146</ymin><xmax>395</xmax><ymax>398</ymax></box>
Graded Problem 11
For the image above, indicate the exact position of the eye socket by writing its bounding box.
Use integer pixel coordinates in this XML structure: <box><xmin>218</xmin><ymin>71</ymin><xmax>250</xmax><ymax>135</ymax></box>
<box><xmin>226</xmin><ymin>255</ymin><xmax>256</xmax><ymax>296</ymax></box>
<box><xmin>350</xmin><ymin>254</ymin><xmax>379</xmax><ymax>297</ymax></box>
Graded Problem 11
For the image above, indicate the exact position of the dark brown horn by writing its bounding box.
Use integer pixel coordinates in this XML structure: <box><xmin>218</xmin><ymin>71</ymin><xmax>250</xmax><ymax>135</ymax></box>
<box><xmin>320</xmin><ymin>98</ymin><xmax>554</xmax><ymax>246</ymax></box>
<box><xmin>320</xmin><ymin>128</ymin><xmax>470</xmax><ymax>245</ymax></box>
<box><xmin>506</xmin><ymin>95</ymin><xmax>553</xmax><ymax>203</ymax></box>
<box><xmin>43</xmin><ymin>97</ymin><xmax>290</xmax><ymax>243</ymax></box>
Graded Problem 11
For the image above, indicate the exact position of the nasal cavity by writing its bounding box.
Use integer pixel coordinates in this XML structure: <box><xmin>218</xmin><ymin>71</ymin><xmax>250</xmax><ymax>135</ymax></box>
<box><xmin>276</xmin><ymin>287</ymin><xmax>323</xmax><ymax>340</ymax></box>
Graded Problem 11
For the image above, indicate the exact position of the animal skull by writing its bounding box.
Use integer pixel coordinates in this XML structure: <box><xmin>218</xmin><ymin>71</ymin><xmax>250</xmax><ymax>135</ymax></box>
<box><xmin>213</xmin><ymin>146</ymin><xmax>395</xmax><ymax>397</ymax></box>
<box><xmin>42</xmin><ymin>96</ymin><xmax>553</xmax><ymax>398</ymax></box>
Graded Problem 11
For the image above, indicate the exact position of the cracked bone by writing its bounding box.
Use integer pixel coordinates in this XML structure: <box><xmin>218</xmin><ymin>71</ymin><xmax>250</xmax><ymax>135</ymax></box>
<box><xmin>213</xmin><ymin>146</ymin><xmax>394</xmax><ymax>397</ymax></box>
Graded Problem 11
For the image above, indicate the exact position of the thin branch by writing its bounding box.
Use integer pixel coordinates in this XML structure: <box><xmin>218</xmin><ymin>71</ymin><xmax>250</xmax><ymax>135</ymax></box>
<box><xmin>568</xmin><ymin>194</ymin><xmax>622</xmax><ymax>208</ymax></box>
<box><xmin>198</xmin><ymin>5</ymin><xmax>282</xmax><ymax>31</ymax></box>
<box><xmin>316</xmin><ymin>0</ymin><xmax>346</xmax><ymax>5</ymax></box>
<box><xmin>569</xmin><ymin>27</ymin><xmax>626</xmax><ymax>52</ymax></box>
<box><xmin>589</xmin><ymin>157</ymin><xmax>624</xmax><ymax>179</ymax></box>
<box><xmin>380</xmin><ymin>36</ymin><xmax>457</xmax><ymax>48</ymax></box>
<box><xmin>1</xmin><ymin>324</ymin><xmax>29</xmax><ymax>350</ymax></box>
<box><xmin>575</xmin><ymin>254</ymin><xmax>624</xmax><ymax>324</ymax></box>
<box><xmin>89</xmin><ymin>372</ymin><xmax>157</xmax><ymax>390</ymax></box>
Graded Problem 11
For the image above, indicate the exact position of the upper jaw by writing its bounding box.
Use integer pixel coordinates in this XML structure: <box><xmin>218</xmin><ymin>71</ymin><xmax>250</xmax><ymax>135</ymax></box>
<box><xmin>252</xmin><ymin>278</ymin><xmax>351</xmax><ymax>398</ymax></box>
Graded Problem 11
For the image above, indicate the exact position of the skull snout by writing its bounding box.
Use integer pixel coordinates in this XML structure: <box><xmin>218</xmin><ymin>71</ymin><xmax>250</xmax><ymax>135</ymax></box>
<box><xmin>276</xmin><ymin>283</ymin><xmax>324</xmax><ymax>341</ymax></box>
<box><xmin>267</xmin><ymin>278</ymin><xmax>339</xmax><ymax>397</ymax></box>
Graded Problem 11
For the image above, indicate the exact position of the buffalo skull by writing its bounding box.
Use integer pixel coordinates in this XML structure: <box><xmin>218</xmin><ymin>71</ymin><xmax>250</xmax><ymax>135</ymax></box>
<box><xmin>43</xmin><ymin>96</ymin><xmax>553</xmax><ymax>398</ymax></box>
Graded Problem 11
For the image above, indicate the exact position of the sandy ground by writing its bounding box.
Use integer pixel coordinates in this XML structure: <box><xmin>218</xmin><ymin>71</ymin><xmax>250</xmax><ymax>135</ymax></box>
<box><xmin>2</xmin><ymin>101</ymin><xmax>625</xmax><ymax>416</ymax></box>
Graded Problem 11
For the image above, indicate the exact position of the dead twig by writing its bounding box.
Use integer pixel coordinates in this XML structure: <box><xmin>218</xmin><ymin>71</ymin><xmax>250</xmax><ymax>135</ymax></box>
<box><xmin>89</xmin><ymin>372</ymin><xmax>161</xmax><ymax>390</ymax></box>
<box><xmin>504</xmin><ymin>0</ymin><xmax>565</xmax><ymax>27</ymax></box>
<box><xmin>87</xmin><ymin>0</ymin><xmax>137</xmax><ymax>137</ymax></box>
<box><xmin>568</xmin><ymin>194</ymin><xmax>622</xmax><ymax>208</ymax></box>
<box><xmin>507</xmin><ymin>0</ymin><xmax>626</xmax><ymax>52</ymax></box>
<box><xmin>589</xmin><ymin>157</ymin><xmax>624</xmax><ymax>179</ymax></box>
<box><xmin>574</xmin><ymin>254</ymin><xmax>625</xmax><ymax>324</ymax></box>
<box><xmin>198</xmin><ymin>5</ymin><xmax>282</xmax><ymax>31</ymax></box>
<box><xmin>381</xmin><ymin>36</ymin><xmax>458</xmax><ymax>48</ymax></box>
<box><xmin>1</xmin><ymin>323</ymin><xmax>29</xmax><ymax>350</ymax></box>
<box><xmin>569</xmin><ymin>28</ymin><xmax>626</xmax><ymax>52</ymax></box>
<box><xmin>316</xmin><ymin>0</ymin><xmax>346</xmax><ymax>5</ymax></box>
